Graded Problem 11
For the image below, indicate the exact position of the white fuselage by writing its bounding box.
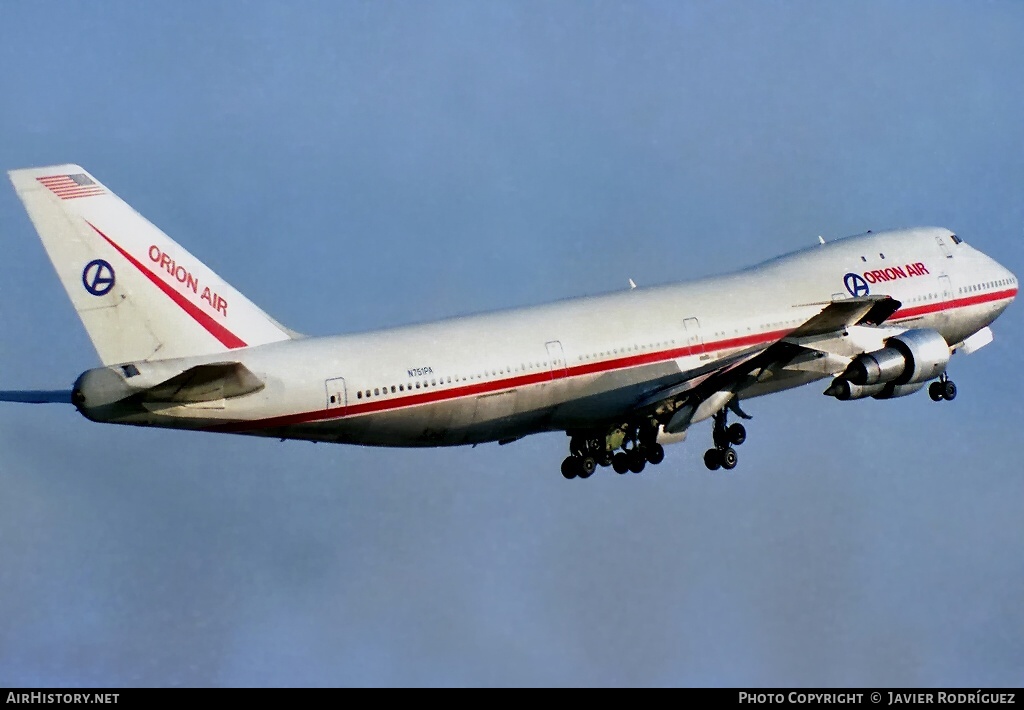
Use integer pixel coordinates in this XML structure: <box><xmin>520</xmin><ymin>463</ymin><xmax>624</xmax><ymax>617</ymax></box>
<box><xmin>81</xmin><ymin>227</ymin><xmax>1017</xmax><ymax>447</ymax></box>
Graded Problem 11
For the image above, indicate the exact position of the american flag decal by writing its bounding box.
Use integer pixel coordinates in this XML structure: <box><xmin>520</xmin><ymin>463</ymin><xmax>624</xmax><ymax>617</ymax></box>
<box><xmin>36</xmin><ymin>173</ymin><xmax>106</xmax><ymax>200</ymax></box>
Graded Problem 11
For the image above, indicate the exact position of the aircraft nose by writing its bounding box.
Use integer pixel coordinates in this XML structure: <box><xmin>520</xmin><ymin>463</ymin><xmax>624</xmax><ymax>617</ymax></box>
<box><xmin>1001</xmin><ymin>264</ymin><xmax>1018</xmax><ymax>298</ymax></box>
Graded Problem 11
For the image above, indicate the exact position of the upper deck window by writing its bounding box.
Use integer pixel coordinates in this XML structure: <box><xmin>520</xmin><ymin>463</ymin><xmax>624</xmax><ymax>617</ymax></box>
<box><xmin>950</xmin><ymin>234</ymin><xmax>963</xmax><ymax>244</ymax></box>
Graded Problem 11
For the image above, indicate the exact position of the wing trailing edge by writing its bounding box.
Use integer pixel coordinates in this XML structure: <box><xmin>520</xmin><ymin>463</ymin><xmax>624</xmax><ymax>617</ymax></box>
<box><xmin>785</xmin><ymin>295</ymin><xmax>902</xmax><ymax>338</ymax></box>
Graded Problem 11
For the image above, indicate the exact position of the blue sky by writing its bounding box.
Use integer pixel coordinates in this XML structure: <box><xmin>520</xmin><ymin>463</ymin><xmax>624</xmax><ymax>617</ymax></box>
<box><xmin>1</xmin><ymin>1</ymin><xmax>1022</xmax><ymax>687</ymax></box>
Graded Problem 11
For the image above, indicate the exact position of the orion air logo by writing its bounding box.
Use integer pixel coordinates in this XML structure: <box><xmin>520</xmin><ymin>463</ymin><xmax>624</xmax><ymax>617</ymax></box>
<box><xmin>844</xmin><ymin>261</ymin><xmax>930</xmax><ymax>297</ymax></box>
<box><xmin>82</xmin><ymin>259</ymin><xmax>115</xmax><ymax>296</ymax></box>
<box><xmin>844</xmin><ymin>272</ymin><xmax>869</xmax><ymax>297</ymax></box>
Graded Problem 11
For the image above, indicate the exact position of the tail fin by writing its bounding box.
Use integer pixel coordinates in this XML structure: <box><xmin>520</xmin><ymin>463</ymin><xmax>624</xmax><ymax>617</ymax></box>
<box><xmin>9</xmin><ymin>164</ymin><xmax>296</xmax><ymax>365</ymax></box>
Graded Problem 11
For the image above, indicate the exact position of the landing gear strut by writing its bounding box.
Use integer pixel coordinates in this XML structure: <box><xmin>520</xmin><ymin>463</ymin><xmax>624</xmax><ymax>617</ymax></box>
<box><xmin>928</xmin><ymin>372</ymin><xmax>957</xmax><ymax>402</ymax></box>
<box><xmin>704</xmin><ymin>408</ymin><xmax>746</xmax><ymax>471</ymax></box>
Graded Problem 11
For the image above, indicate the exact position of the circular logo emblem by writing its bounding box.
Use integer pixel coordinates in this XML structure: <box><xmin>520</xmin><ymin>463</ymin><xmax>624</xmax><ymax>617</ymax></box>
<box><xmin>844</xmin><ymin>272</ymin><xmax>869</xmax><ymax>297</ymax></box>
<box><xmin>82</xmin><ymin>259</ymin><xmax>115</xmax><ymax>296</ymax></box>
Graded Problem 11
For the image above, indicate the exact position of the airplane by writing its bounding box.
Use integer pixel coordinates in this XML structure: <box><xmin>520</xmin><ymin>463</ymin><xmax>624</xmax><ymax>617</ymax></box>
<box><xmin>1</xmin><ymin>164</ymin><xmax>1017</xmax><ymax>479</ymax></box>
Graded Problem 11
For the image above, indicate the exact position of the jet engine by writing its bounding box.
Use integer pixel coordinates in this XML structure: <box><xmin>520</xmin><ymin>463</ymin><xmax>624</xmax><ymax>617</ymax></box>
<box><xmin>843</xmin><ymin>329</ymin><xmax>950</xmax><ymax>386</ymax></box>
<box><xmin>822</xmin><ymin>380</ymin><xmax>886</xmax><ymax>401</ymax></box>
<box><xmin>824</xmin><ymin>377</ymin><xmax>930</xmax><ymax>401</ymax></box>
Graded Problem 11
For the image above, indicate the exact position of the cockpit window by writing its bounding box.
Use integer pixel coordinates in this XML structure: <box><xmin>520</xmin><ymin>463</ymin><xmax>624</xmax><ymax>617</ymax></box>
<box><xmin>950</xmin><ymin>234</ymin><xmax>963</xmax><ymax>244</ymax></box>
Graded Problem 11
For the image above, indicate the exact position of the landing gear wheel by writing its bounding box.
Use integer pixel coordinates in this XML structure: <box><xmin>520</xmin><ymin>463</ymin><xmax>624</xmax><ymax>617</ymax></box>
<box><xmin>579</xmin><ymin>456</ymin><xmax>597</xmax><ymax>479</ymax></box>
<box><xmin>704</xmin><ymin>449</ymin><xmax>721</xmax><ymax>471</ymax></box>
<box><xmin>720</xmin><ymin>447</ymin><xmax>738</xmax><ymax>470</ymax></box>
<box><xmin>943</xmin><ymin>380</ymin><xmax>957</xmax><ymax>401</ymax></box>
<box><xmin>645</xmin><ymin>443</ymin><xmax>665</xmax><ymax>465</ymax></box>
<box><xmin>561</xmin><ymin>456</ymin><xmax>579</xmax><ymax>480</ymax></box>
<box><xmin>627</xmin><ymin>449</ymin><xmax>647</xmax><ymax>474</ymax></box>
<box><xmin>612</xmin><ymin>452</ymin><xmax>630</xmax><ymax>474</ymax></box>
<box><xmin>597</xmin><ymin>451</ymin><xmax>613</xmax><ymax>467</ymax></box>
<box><xmin>929</xmin><ymin>381</ymin><xmax>944</xmax><ymax>402</ymax></box>
<box><xmin>727</xmin><ymin>423</ymin><xmax>746</xmax><ymax>446</ymax></box>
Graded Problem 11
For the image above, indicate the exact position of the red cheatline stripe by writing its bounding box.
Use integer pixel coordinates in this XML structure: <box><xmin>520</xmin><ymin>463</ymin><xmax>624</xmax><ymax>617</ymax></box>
<box><xmin>210</xmin><ymin>286</ymin><xmax>1017</xmax><ymax>434</ymax></box>
<box><xmin>84</xmin><ymin>221</ymin><xmax>248</xmax><ymax>350</ymax></box>
<box><xmin>210</xmin><ymin>327</ymin><xmax>792</xmax><ymax>433</ymax></box>
<box><xmin>891</xmin><ymin>288</ymin><xmax>1017</xmax><ymax>320</ymax></box>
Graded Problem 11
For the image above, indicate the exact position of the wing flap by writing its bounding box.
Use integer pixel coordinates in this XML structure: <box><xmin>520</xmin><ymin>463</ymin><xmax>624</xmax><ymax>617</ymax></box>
<box><xmin>786</xmin><ymin>295</ymin><xmax>901</xmax><ymax>338</ymax></box>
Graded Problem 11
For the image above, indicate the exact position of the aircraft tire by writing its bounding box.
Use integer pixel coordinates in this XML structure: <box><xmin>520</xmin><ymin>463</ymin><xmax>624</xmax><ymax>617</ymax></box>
<box><xmin>561</xmin><ymin>456</ymin><xmax>579</xmax><ymax>480</ymax></box>
<box><xmin>612</xmin><ymin>452</ymin><xmax>630</xmax><ymax>474</ymax></box>
<box><xmin>704</xmin><ymin>449</ymin><xmax>721</xmax><ymax>471</ymax></box>
<box><xmin>943</xmin><ymin>380</ymin><xmax>957</xmax><ymax>401</ymax></box>
<box><xmin>721</xmin><ymin>447</ymin><xmax>738</xmax><ymax>470</ymax></box>
<box><xmin>929</xmin><ymin>382</ymin><xmax>944</xmax><ymax>401</ymax></box>
<box><xmin>727</xmin><ymin>423</ymin><xmax>746</xmax><ymax>446</ymax></box>
<box><xmin>627</xmin><ymin>449</ymin><xmax>646</xmax><ymax>474</ymax></box>
<box><xmin>579</xmin><ymin>456</ymin><xmax>597</xmax><ymax>478</ymax></box>
<box><xmin>645</xmin><ymin>443</ymin><xmax>665</xmax><ymax>465</ymax></box>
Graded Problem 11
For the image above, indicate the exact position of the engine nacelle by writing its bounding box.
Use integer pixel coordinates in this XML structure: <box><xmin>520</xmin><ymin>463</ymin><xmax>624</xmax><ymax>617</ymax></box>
<box><xmin>656</xmin><ymin>424</ymin><xmax>687</xmax><ymax>446</ymax></box>
<box><xmin>844</xmin><ymin>329</ymin><xmax>950</xmax><ymax>386</ymax></box>
<box><xmin>823</xmin><ymin>378</ymin><xmax>886</xmax><ymax>400</ymax></box>
<box><xmin>871</xmin><ymin>382</ymin><xmax>926</xmax><ymax>400</ymax></box>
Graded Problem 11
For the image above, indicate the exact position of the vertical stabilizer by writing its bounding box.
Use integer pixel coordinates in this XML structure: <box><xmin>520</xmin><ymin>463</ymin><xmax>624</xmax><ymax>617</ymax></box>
<box><xmin>9</xmin><ymin>164</ymin><xmax>295</xmax><ymax>365</ymax></box>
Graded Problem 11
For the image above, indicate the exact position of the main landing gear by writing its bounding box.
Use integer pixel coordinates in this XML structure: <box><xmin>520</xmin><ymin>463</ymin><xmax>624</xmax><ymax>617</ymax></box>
<box><xmin>560</xmin><ymin>425</ymin><xmax>666</xmax><ymax>479</ymax></box>
<box><xmin>703</xmin><ymin>408</ymin><xmax>747</xmax><ymax>472</ymax></box>
<box><xmin>610</xmin><ymin>441</ymin><xmax>664</xmax><ymax>475</ymax></box>
<box><xmin>928</xmin><ymin>372</ymin><xmax>957</xmax><ymax>402</ymax></box>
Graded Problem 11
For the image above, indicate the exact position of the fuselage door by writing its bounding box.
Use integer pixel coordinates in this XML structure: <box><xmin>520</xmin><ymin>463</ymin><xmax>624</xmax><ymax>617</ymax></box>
<box><xmin>683</xmin><ymin>317</ymin><xmax>705</xmax><ymax>355</ymax></box>
<box><xmin>939</xmin><ymin>275</ymin><xmax>954</xmax><ymax>302</ymax></box>
<box><xmin>545</xmin><ymin>340</ymin><xmax>568</xmax><ymax>379</ymax></box>
<box><xmin>325</xmin><ymin>377</ymin><xmax>347</xmax><ymax>412</ymax></box>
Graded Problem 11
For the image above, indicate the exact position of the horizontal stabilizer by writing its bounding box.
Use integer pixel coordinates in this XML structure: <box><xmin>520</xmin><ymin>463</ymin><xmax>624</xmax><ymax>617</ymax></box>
<box><xmin>0</xmin><ymin>389</ymin><xmax>73</xmax><ymax>404</ymax></box>
<box><xmin>143</xmin><ymin>362</ymin><xmax>264</xmax><ymax>403</ymax></box>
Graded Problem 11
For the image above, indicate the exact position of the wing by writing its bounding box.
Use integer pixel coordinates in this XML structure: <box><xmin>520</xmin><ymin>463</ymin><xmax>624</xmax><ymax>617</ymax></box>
<box><xmin>630</xmin><ymin>295</ymin><xmax>903</xmax><ymax>432</ymax></box>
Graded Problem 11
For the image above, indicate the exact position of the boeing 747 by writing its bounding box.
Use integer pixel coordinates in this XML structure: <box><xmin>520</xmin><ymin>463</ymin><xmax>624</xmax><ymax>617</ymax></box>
<box><xmin>2</xmin><ymin>164</ymin><xmax>1016</xmax><ymax>478</ymax></box>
